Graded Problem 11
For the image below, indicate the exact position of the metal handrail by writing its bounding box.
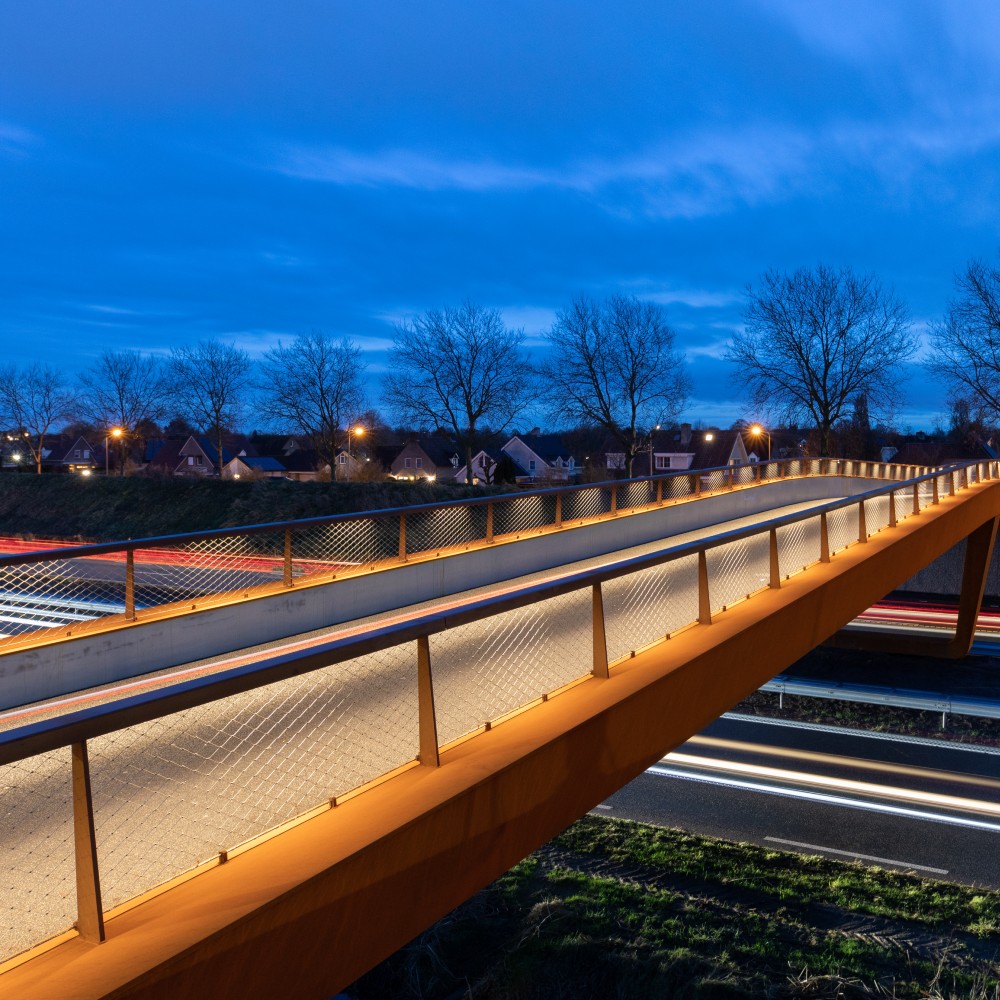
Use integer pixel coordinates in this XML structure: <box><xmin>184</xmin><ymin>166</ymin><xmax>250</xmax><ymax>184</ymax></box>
<box><xmin>1</xmin><ymin>458</ymin><xmax>990</xmax><ymax>767</ymax></box>
<box><xmin>0</xmin><ymin>456</ymin><xmax>934</xmax><ymax>568</ymax></box>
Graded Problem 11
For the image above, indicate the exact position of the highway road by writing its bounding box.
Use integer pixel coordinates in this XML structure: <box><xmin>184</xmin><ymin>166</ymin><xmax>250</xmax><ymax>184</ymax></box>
<box><xmin>597</xmin><ymin>714</ymin><xmax>1000</xmax><ymax>888</ymax></box>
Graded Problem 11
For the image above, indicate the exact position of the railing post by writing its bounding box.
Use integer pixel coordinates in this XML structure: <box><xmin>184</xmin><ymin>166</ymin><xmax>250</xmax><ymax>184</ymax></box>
<box><xmin>416</xmin><ymin>636</ymin><xmax>440</xmax><ymax>767</ymax></box>
<box><xmin>858</xmin><ymin>500</ymin><xmax>867</xmax><ymax>543</ymax></box>
<box><xmin>932</xmin><ymin>476</ymin><xmax>940</xmax><ymax>505</ymax></box>
<box><xmin>398</xmin><ymin>513</ymin><xmax>407</xmax><ymax>561</ymax></box>
<box><xmin>72</xmin><ymin>741</ymin><xmax>105</xmax><ymax>943</ymax></box>
<box><xmin>820</xmin><ymin>513</ymin><xmax>830</xmax><ymax>563</ymax></box>
<box><xmin>610</xmin><ymin>484</ymin><xmax>618</xmax><ymax>515</ymax></box>
<box><xmin>698</xmin><ymin>550</ymin><xmax>712</xmax><ymax>624</ymax></box>
<box><xmin>592</xmin><ymin>582</ymin><xmax>609</xmax><ymax>679</ymax></box>
<box><xmin>948</xmin><ymin>471</ymin><xmax>955</xmax><ymax>496</ymax></box>
<box><xmin>912</xmin><ymin>482</ymin><xmax>920</xmax><ymax>515</ymax></box>
<box><xmin>555</xmin><ymin>492</ymin><xmax>563</xmax><ymax>528</ymax></box>
<box><xmin>754</xmin><ymin>463</ymin><xmax>761</xmax><ymax>482</ymax></box>
<box><xmin>486</xmin><ymin>501</ymin><xmax>494</xmax><ymax>544</ymax></box>
<box><xmin>769</xmin><ymin>528</ymin><xmax>781</xmax><ymax>587</ymax></box>
<box><xmin>727</xmin><ymin>465</ymin><xmax>734</xmax><ymax>489</ymax></box>
<box><xmin>656</xmin><ymin>478</ymin><xmax>663</xmax><ymax>504</ymax></box>
<box><xmin>125</xmin><ymin>549</ymin><xmax>136</xmax><ymax>620</ymax></box>
<box><xmin>283</xmin><ymin>528</ymin><xmax>293</xmax><ymax>588</ymax></box>
<box><xmin>888</xmin><ymin>490</ymin><xmax>897</xmax><ymax>528</ymax></box>
<box><xmin>693</xmin><ymin>473</ymin><xmax>701</xmax><ymax>496</ymax></box>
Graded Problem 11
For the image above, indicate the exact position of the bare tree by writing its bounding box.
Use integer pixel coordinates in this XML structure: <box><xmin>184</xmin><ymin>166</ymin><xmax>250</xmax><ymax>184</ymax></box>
<box><xmin>167</xmin><ymin>341</ymin><xmax>253</xmax><ymax>476</ymax></box>
<box><xmin>257</xmin><ymin>332</ymin><xmax>366</xmax><ymax>471</ymax></box>
<box><xmin>928</xmin><ymin>259</ymin><xmax>1000</xmax><ymax>422</ymax></box>
<box><xmin>539</xmin><ymin>295</ymin><xmax>691</xmax><ymax>477</ymax></box>
<box><xmin>78</xmin><ymin>350</ymin><xmax>170</xmax><ymax>474</ymax></box>
<box><xmin>384</xmin><ymin>303</ymin><xmax>534</xmax><ymax>483</ymax></box>
<box><xmin>727</xmin><ymin>265</ymin><xmax>915</xmax><ymax>456</ymax></box>
<box><xmin>0</xmin><ymin>363</ymin><xmax>78</xmax><ymax>473</ymax></box>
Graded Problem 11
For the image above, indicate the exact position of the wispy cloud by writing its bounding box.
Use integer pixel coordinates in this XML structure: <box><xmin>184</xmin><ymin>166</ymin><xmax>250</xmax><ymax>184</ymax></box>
<box><xmin>0</xmin><ymin>121</ymin><xmax>39</xmax><ymax>156</ymax></box>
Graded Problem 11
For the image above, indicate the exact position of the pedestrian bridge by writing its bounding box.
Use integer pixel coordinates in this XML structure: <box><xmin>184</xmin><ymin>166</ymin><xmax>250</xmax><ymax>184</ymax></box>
<box><xmin>1</xmin><ymin>459</ymin><xmax>997</xmax><ymax>999</ymax></box>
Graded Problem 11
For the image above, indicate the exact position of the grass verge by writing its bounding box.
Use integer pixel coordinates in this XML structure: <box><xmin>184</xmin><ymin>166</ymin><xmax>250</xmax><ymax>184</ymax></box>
<box><xmin>348</xmin><ymin>816</ymin><xmax>1000</xmax><ymax>999</ymax></box>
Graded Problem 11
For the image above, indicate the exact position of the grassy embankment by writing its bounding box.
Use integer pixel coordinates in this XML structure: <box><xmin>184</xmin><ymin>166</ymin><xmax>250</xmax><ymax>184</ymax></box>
<box><xmin>0</xmin><ymin>472</ymin><xmax>500</xmax><ymax>542</ymax></box>
<box><xmin>352</xmin><ymin>816</ymin><xmax>1000</xmax><ymax>999</ymax></box>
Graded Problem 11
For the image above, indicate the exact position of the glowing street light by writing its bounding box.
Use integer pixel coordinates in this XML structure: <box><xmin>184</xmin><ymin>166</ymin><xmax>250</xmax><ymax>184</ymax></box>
<box><xmin>106</xmin><ymin>427</ymin><xmax>123</xmax><ymax>475</ymax></box>
<box><xmin>749</xmin><ymin>423</ymin><xmax>770</xmax><ymax>460</ymax></box>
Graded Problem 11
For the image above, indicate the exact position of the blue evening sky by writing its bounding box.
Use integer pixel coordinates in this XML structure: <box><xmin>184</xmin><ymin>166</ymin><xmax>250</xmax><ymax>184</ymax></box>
<box><xmin>2</xmin><ymin>1</ymin><xmax>999</xmax><ymax>431</ymax></box>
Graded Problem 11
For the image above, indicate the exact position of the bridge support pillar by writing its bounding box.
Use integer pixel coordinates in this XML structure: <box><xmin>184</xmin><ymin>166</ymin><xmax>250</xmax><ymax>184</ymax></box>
<box><xmin>826</xmin><ymin>514</ymin><xmax>1000</xmax><ymax>659</ymax></box>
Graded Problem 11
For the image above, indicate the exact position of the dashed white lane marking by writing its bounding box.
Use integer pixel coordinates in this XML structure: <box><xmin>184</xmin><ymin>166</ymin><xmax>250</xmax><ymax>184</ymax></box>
<box><xmin>763</xmin><ymin>836</ymin><xmax>948</xmax><ymax>874</ymax></box>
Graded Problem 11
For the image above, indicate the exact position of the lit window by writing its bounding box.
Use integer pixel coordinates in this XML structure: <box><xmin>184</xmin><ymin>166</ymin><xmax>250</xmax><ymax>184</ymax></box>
<box><xmin>337</xmin><ymin>454</ymin><xmax>347</xmax><ymax>464</ymax></box>
<box><xmin>655</xmin><ymin>455</ymin><xmax>670</xmax><ymax>470</ymax></box>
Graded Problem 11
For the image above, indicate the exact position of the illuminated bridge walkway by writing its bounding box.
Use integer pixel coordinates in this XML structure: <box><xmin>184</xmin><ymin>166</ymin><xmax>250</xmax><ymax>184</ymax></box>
<box><xmin>1</xmin><ymin>459</ymin><xmax>998</xmax><ymax>999</ymax></box>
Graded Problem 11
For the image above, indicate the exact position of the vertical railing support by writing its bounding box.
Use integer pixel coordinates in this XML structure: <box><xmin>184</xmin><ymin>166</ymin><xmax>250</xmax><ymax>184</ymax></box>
<box><xmin>592</xmin><ymin>582</ymin><xmax>609</xmax><ymax>679</ymax></box>
<box><xmin>755</xmin><ymin>463</ymin><xmax>761</xmax><ymax>482</ymax></box>
<box><xmin>948</xmin><ymin>471</ymin><xmax>955</xmax><ymax>496</ymax></box>
<box><xmin>933</xmin><ymin>477</ymin><xmax>940</xmax><ymax>505</ymax></box>
<box><xmin>888</xmin><ymin>490</ymin><xmax>897</xmax><ymax>528</ymax></box>
<box><xmin>912</xmin><ymin>482</ymin><xmax>920</xmax><ymax>515</ymax></box>
<box><xmin>555</xmin><ymin>492</ymin><xmax>563</xmax><ymax>528</ymax></box>
<box><xmin>727</xmin><ymin>465</ymin><xmax>734</xmax><ymax>489</ymax></box>
<box><xmin>398</xmin><ymin>514</ymin><xmax>407</xmax><ymax>561</ymax></box>
<box><xmin>125</xmin><ymin>549</ymin><xmax>136</xmax><ymax>620</ymax></box>
<box><xmin>693</xmin><ymin>474</ymin><xmax>701</xmax><ymax>496</ymax></box>
<box><xmin>610</xmin><ymin>484</ymin><xmax>618</xmax><ymax>515</ymax></box>
<box><xmin>656</xmin><ymin>478</ymin><xmax>663</xmax><ymax>504</ymax></box>
<box><xmin>486</xmin><ymin>502</ymin><xmax>494</xmax><ymax>544</ymax></box>
<box><xmin>416</xmin><ymin>636</ymin><xmax>440</xmax><ymax>767</ymax></box>
<box><xmin>820</xmin><ymin>513</ymin><xmax>830</xmax><ymax>563</ymax></box>
<box><xmin>283</xmin><ymin>528</ymin><xmax>293</xmax><ymax>588</ymax></box>
<box><xmin>698</xmin><ymin>550</ymin><xmax>712</xmax><ymax>624</ymax></box>
<box><xmin>858</xmin><ymin>500</ymin><xmax>867</xmax><ymax>543</ymax></box>
<box><xmin>769</xmin><ymin>528</ymin><xmax>781</xmax><ymax>587</ymax></box>
<box><xmin>72</xmin><ymin>741</ymin><xmax>105</xmax><ymax>943</ymax></box>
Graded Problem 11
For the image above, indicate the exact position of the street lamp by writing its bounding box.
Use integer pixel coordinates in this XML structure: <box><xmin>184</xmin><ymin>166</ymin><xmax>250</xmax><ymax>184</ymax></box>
<box><xmin>749</xmin><ymin>423</ymin><xmax>770</xmax><ymax>460</ymax></box>
<box><xmin>105</xmin><ymin>427</ymin><xmax>123</xmax><ymax>475</ymax></box>
<box><xmin>346</xmin><ymin>425</ymin><xmax>365</xmax><ymax>479</ymax></box>
<box><xmin>648</xmin><ymin>424</ymin><xmax>660</xmax><ymax>475</ymax></box>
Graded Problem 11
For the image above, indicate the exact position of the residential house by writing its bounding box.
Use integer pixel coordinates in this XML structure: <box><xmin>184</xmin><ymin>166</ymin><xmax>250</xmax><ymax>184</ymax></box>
<box><xmin>389</xmin><ymin>437</ymin><xmax>461</xmax><ymax>481</ymax></box>
<box><xmin>146</xmin><ymin>436</ymin><xmax>239</xmax><ymax>477</ymax></box>
<box><xmin>222</xmin><ymin>455</ymin><xmax>287</xmax><ymax>480</ymax></box>
<box><xmin>607</xmin><ymin>424</ymin><xmax>749</xmax><ymax>476</ymax></box>
<box><xmin>501</xmin><ymin>431</ymin><xmax>578</xmax><ymax>483</ymax></box>
<box><xmin>281</xmin><ymin>449</ymin><xmax>329</xmax><ymax>482</ymax></box>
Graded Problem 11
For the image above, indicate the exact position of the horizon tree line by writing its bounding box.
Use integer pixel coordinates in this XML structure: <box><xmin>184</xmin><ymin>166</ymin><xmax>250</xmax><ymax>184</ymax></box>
<box><xmin>2</xmin><ymin>257</ymin><xmax>999</xmax><ymax>475</ymax></box>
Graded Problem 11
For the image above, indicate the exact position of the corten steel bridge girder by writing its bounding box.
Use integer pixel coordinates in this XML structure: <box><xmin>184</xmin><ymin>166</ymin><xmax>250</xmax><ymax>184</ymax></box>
<box><xmin>3</xmin><ymin>478</ymin><xmax>999</xmax><ymax>1000</ymax></box>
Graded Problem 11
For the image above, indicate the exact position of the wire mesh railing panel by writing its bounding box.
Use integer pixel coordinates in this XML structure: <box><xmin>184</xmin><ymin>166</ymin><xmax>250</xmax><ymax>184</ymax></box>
<box><xmin>661</xmin><ymin>474</ymin><xmax>692</xmax><ymax>500</ymax></box>
<box><xmin>430</xmin><ymin>589</ymin><xmax>592</xmax><ymax>746</ymax></box>
<box><xmin>892</xmin><ymin>490</ymin><xmax>910</xmax><ymax>525</ymax></box>
<box><xmin>0</xmin><ymin>555</ymin><xmax>127</xmax><ymax>647</ymax></box>
<box><xmin>826</xmin><ymin>505</ymin><xmax>857</xmax><ymax>555</ymax></box>
<box><xmin>405</xmin><ymin>505</ymin><xmax>488</xmax><ymax>556</ymax></box>
<box><xmin>0</xmin><ymin>748</ymin><xmax>76</xmax><ymax>963</ymax></box>
<box><xmin>602</xmin><ymin>553</ymin><xmax>700</xmax><ymax>662</ymax></box>
<box><xmin>618</xmin><ymin>480</ymin><xmax>654</xmax><ymax>512</ymax></box>
<box><xmin>702</xmin><ymin>469</ymin><xmax>727</xmax><ymax>492</ymax></box>
<box><xmin>293</xmin><ymin>518</ymin><xmax>398</xmax><ymax>579</ymax></box>
<box><xmin>762</xmin><ymin>461</ymin><xmax>782</xmax><ymax>481</ymax></box>
<box><xmin>89</xmin><ymin>644</ymin><xmax>419</xmax><ymax>912</ymax></box>
<box><xmin>562</xmin><ymin>486</ymin><xmax>611</xmax><ymax>522</ymax></box>
<box><xmin>734</xmin><ymin>464</ymin><xmax>756</xmax><ymax>485</ymax></box>
<box><xmin>864</xmin><ymin>496</ymin><xmax>891</xmax><ymax>535</ymax></box>
<box><xmin>776</xmin><ymin>517</ymin><xmax>819</xmax><ymax>579</ymax></box>
<box><xmin>917</xmin><ymin>481</ymin><xmax>935</xmax><ymax>511</ymax></box>
<box><xmin>132</xmin><ymin>533</ymin><xmax>286</xmax><ymax>608</ymax></box>
<box><xmin>706</xmin><ymin>534</ymin><xmax>771</xmax><ymax>613</ymax></box>
<box><xmin>492</xmin><ymin>493</ymin><xmax>557</xmax><ymax>538</ymax></box>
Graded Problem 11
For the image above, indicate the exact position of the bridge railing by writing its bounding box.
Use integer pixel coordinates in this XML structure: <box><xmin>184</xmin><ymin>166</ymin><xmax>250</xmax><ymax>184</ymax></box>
<box><xmin>0</xmin><ymin>457</ymin><xmax>940</xmax><ymax>650</ymax></box>
<box><xmin>0</xmin><ymin>458</ymin><xmax>994</xmax><ymax>966</ymax></box>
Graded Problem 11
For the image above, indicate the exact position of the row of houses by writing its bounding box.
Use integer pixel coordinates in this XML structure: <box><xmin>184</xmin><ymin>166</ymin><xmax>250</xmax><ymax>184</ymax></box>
<box><xmin>1</xmin><ymin>425</ymin><xmax>755</xmax><ymax>482</ymax></box>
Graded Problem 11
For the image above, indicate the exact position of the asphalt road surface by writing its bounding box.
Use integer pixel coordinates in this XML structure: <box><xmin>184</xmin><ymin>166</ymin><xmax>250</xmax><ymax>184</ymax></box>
<box><xmin>597</xmin><ymin>714</ymin><xmax>1000</xmax><ymax>888</ymax></box>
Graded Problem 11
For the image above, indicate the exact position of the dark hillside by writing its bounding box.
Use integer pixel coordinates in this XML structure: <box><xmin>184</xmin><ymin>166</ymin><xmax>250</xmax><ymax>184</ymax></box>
<box><xmin>0</xmin><ymin>474</ymin><xmax>503</xmax><ymax>543</ymax></box>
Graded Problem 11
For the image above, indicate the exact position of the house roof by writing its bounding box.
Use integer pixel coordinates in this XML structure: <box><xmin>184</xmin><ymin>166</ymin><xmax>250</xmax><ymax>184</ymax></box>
<box><xmin>241</xmin><ymin>456</ymin><xmax>285</xmax><ymax>472</ymax></box>
<box><xmin>414</xmin><ymin>437</ymin><xmax>461</xmax><ymax>468</ymax></box>
<box><xmin>513</xmin><ymin>433</ymin><xmax>574</xmax><ymax>462</ymax></box>
<box><xmin>281</xmin><ymin>449</ymin><xmax>323</xmax><ymax>473</ymax></box>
